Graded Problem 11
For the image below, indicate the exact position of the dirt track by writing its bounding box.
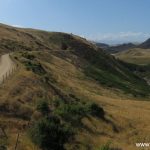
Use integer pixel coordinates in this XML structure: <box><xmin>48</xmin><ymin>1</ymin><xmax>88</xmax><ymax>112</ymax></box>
<box><xmin>0</xmin><ymin>54</ymin><xmax>15</xmax><ymax>83</ymax></box>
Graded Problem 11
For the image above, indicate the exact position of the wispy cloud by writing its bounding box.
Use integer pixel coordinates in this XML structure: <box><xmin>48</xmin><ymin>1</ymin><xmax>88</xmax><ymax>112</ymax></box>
<box><xmin>87</xmin><ymin>32</ymin><xmax>150</xmax><ymax>44</ymax></box>
<box><xmin>12</xmin><ymin>24</ymin><xmax>24</xmax><ymax>28</ymax></box>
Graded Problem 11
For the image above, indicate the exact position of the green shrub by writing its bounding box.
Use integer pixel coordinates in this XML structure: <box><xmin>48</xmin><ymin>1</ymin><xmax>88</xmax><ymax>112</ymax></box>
<box><xmin>22</xmin><ymin>53</ymin><xmax>35</xmax><ymax>60</ymax></box>
<box><xmin>54</xmin><ymin>99</ymin><xmax>105</xmax><ymax>126</ymax></box>
<box><xmin>86</xmin><ymin>102</ymin><xmax>105</xmax><ymax>118</ymax></box>
<box><xmin>61</xmin><ymin>42</ymin><xmax>68</xmax><ymax>50</ymax></box>
<box><xmin>25</xmin><ymin>61</ymin><xmax>46</xmax><ymax>75</ymax></box>
<box><xmin>36</xmin><ymin>100</ymin><xmax>49</xmax><ymax>116</ymax></box>
<box><xmin>28</xmin><ymin>116</ymin><xmax>73</xmax><ymax>150</ymax></box>
<box><xmin>97</xmin><ymin>142</ymin><xmax>111</xmax><ymax>150</ymax></box>
<box><xmin>54</xmin><ymin>102</ymin><xmax>87</xmax><ymax>126</ymax></box>
<box><xmin>0</xmin><ymin>145</ymin><xmax>7</xmax><ymax>150</ymax></box>
<box><xmin>52</xmin><ymin>98</ymin><xmax>63</xmax><ymax>107</ymax></box>
<box><xmin>0</xmin><ymin>137</ymin><xmax>7</xmax><ymax>150</ymax></box>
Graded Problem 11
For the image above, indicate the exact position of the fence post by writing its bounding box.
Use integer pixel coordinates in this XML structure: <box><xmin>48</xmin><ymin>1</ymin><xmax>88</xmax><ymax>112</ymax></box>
<box><xmin>15</xmin><ymin>133</ymin><xmax>20</xmax><ymax>150</ymax></box>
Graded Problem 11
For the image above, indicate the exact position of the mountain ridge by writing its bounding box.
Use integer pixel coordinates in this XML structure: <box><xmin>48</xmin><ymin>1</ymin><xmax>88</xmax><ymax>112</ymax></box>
<box><xmin>139</xmin><ymin>38</ymin><xmax>150</xmax><ymax>49</ymax></box>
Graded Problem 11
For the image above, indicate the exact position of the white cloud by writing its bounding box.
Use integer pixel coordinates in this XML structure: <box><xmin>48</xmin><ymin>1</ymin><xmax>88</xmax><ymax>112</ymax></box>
<box><xmin>12</xmin><ymin>24</ymin><xmax>24</xmax><ymax>28</ymax></box>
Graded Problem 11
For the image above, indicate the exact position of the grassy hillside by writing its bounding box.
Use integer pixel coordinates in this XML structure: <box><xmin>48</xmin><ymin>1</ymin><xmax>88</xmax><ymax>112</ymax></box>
<box><xmin>0</xmin><ymin>24</ymin><xmax>150</xmax><ymax>150</ymax></box>
<box><xmin>115</xmin><ymin>48</ymin><xmax>150</xmax><ymax>65</ymax></box>
<box><xmin>0</xmin><ymin>24</ymin><xmax>149</xmax><ymax>97</ymax></box>
<box><xmin>115</xmin><ymin>48</ymin><xmax>150</xmax><ymax>87</ymax></box>
<box><xmin>0</xmin><ymin>50</ymin><xmax>150</xmax><ymax>150</ymax></box>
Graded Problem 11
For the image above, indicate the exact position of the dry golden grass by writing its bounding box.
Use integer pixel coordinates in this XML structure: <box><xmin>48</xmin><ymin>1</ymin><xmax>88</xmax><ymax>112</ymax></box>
<box><xmin>36</xmin><ymin>52</ymin><xmax>150</xmax><ymax>150</ymax></box>
<box><xmin>115</xmin><ymin>48</ymin><xmax>150</xmax><ymax>65</ymax></box>
<box><xmin>0</xmin><ymin>51</ymin><xmax>150</xmax><ymax>150</ymax></box>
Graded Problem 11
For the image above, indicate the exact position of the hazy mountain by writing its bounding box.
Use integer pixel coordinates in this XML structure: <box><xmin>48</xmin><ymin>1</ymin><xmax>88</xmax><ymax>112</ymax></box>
<box><xmin>94</xmin><ymin>42</ymin><xmax>109</xmax><ymax>49</ymax></box>
<box><xmin>139</xmin><ymin>38</ymin><xmax>150</xmax><ymax>49</ymax></box>
<box><xmin>107</xmin><ymin>43</ymin><xmax>136</xmax><ymax>53</ymax></box>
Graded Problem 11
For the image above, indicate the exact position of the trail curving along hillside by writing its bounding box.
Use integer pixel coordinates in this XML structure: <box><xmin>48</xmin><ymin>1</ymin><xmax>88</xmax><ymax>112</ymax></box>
<box><xmin>0</xmin><ymin>54</ymin><xmax>15</xmax><ymax>84</ymax></box>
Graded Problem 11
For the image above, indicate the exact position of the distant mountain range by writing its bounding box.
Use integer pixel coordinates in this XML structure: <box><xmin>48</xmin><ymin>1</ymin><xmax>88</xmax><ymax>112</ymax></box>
<box><xmin>107</xmin><ymin>43</ymin><xmax>136</xmax><ymax>53</ymax></box>
<box><xmin>95</xmin><ymin>38</ymin><xmax>150</xmax><ymax>53</ymax></box>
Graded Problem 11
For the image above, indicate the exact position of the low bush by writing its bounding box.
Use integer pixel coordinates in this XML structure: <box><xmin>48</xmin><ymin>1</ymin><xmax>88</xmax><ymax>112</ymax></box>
<box><xmin>25</xmin><ymin>61</ymin><xmax>46</xmax><ymax>75</ymax></box>
<box><xmin>54</xmin><ymin>102</ymin><xmax>86</xmax><ymax>125</ymax></box>
<box><xmin>61</xmin><ymin>42</ymin><xmax>68</xmax><ymax>50</ymax></box>
<box><xmin>0</xmin><ymin>137</ymin><xmax>7</xmax><ymax>150</ymax></box>
<box><xmin>54</xmin><ymin>99</ymin><xmax>105</xmax><ymax>126</ymax></box>
<box><xmin>28</xmin><ymin>116</ymin><xmax>73</xmax><ymax>150</ymax></box>
<box><xmin>22</xmin><ymin>53</ymin><xmax>35</xmax><ymax>60</ymax></box>
<box><xmin>0</xmin><ymin>146</ymin><xmax>7</xmax><ymax>150</ymax></box>
<box><xmin>36</xmin><ymin>100</ymin><xmax>49</xmax><ymax>116</ymax></box>
<box><xmin>97</xmin><ymin>142</ymin><xmax>111</xmax><ymax>150</ymax></box>
<box><xmin>86</xmin><ymin>102</ymin><xmax>105</xmax><ymax>118</ymax></box>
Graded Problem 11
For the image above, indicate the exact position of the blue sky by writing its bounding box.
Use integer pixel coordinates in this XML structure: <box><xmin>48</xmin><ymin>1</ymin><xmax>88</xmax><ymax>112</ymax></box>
<box><xmin>0</xmin><ymin>0</ymin><xmax>150</xmax><ymax>44</ymax></box>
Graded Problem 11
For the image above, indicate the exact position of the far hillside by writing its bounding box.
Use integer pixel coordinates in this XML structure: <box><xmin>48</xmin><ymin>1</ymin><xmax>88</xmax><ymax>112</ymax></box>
<box><xmin>139</xmin><ymin>38</ymin><xmax>150</xmax><ymax>49</ymax></box>
<box><xmin>95</xmin><ymin>42</ymin><xmax>109</xmax><ymax>50</ymax></box>
<box><xmin>115</xmin><ymin>48</ymin><xmax>150</xmax><ymax>65</ymax></box>
<box><xmin>98</xmin><ymin>43</ymin><xmax>136</xmax><ymax>54</ymax></box>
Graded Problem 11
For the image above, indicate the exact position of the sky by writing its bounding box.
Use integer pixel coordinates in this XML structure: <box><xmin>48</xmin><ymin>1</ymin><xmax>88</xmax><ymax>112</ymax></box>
<box><xmin>0</xmin><ymin>0</ymin><xmax>150</xmax><ymax>44</ymax></box>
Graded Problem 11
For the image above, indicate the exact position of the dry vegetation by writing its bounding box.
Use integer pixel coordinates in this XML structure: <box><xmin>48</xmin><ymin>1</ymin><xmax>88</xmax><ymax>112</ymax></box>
<box><xmin>115</xmin><ymin>48</ymin><xmax>150</xmax><ymax>65</ymax></box>
<box><xmin>0</xmin><ymin>24</ymin><xmax>150</xmax><ymax>150</ymax></box>
<box><xmin>0</xmin><ymin>51</ymin><xmax>149</xmax><ymax>150</ymax></box>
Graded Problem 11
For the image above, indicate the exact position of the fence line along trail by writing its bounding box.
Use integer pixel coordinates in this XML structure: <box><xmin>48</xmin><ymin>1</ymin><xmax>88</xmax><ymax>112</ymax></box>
<box><xmin>0</xmin><ymin>54</ymin><xmax>15</xmax><ymax>84</ymax></box>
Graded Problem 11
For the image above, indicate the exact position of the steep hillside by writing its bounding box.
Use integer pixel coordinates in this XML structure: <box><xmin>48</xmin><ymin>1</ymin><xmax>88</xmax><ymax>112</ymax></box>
<box><xmin>0</xmin><ymin>24</ymin><xmax>150</xmax><ymax>150</ymax></box>
<box><xmin>0</xmin><ymin>24</ymin><xmax>149</xmax><ymax>97</ymax></box>
<box><xmin>0</xmin><ymin>23</ymin><xmax>53</xmax><ymax>54</ymax></box>
<box><xmin>114</xmin><ymin>48</ymin><xmax>150</xmax><ymax>87</ymax></box>
<box><xmin>0</xmin><ymin>50</ymin><xmax>150</xmax><ymax>150</ymax></box>
<box><xmin>139</xmin><ymin>38</ymin><xmax>150</xmax><ymax>49</ymax></box>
